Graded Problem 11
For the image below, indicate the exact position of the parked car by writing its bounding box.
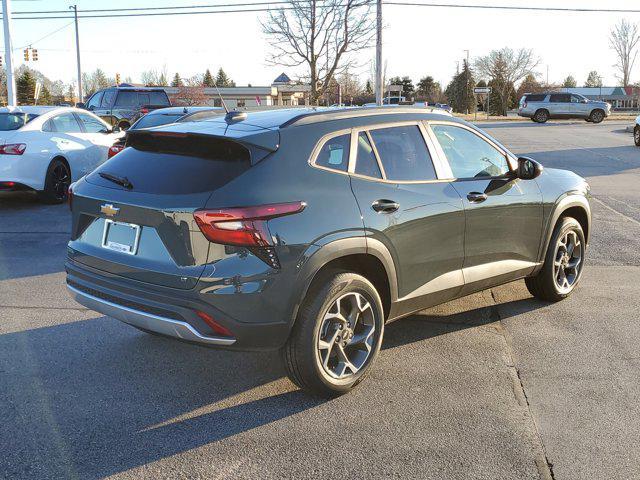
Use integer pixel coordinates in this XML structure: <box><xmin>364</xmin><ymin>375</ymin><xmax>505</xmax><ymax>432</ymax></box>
<box><xmin>634</xmin><ymin>115</ymin><xmax>640</xmax><ymax>146</ymax></box>
<box><xmin>66</xmin><ymin>107</ymin><xmax>591</xmax><ymax>396</ymax></box>
<box><xmin>107</xmin><ymin>106</ymin><xmax>222</xmax><ymax>158</ymax></box>
<box><xmin>518</xmin><ymin>92</ymin><xmax>611</xmax><ymax>123</ymax></box>
<box><xmin>79</xmin><ymin>85</ymin><xmax>171</xmax><ymax>131</ymax></box>
<box><xmin>0</xmin><ymin>106</ymin><xmax>122</xmax><ymax>203</ymax></box>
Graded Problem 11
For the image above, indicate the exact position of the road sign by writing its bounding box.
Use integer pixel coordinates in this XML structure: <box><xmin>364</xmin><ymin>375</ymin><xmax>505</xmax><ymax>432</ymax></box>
<box><xmin>474</xmin><ymin>87</ymin><xmax>491</xmax><ymax>94</ymax></box>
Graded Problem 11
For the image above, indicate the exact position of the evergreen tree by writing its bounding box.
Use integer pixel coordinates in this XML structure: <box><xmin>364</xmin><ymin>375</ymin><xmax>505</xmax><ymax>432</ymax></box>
<box><xmin>584</xmin><ymin>70</ymin><xmax>603</xmax><ymax>87</ymax></box>
<box><xmin>215</xmin><ymin>68</ymin><xmax>235</xmax><ymax>87</ymax></box>
<box><xmin>562</xmin><ymin>75</ymin><xmax>577</xmax><ymax>88</ymax></box>
<box><xmin>515</xmin><ymin>73</ymin><xmax>543</xmax><ymax>100</ymax></box>
<box><xmin>202</xmin><ymin>69</ymin><xmax>215</xmax><ymax>87</ymax></box>
<box><xmin>171</xmin><ymin>73</ymin><xmax>183</xmax><ymax>87</ymax></box>
<box><xmin>387</xmin><ymin>76</ymin><xmax>414</xmax><ymax>100</ymax></box>
<box><xmin>417</xmin><ymin>76</ymin><xmax>440</xmax><ymax>101</ymax></box>
<box><xmin>16</xmin><ymin>70</ymin><xmax>36</xmax><ymax>105</ymax></box>
<box><xmin>365</xmin><ymin>79</ymin><xmax>373</xmax><ymax>95</ymax></box>
<box><xmin>158</xmin><ymin>72</ymin><xmax>168</xmax><ymax>86</ymax></box>
<box><xmin>444</xmin><ymin>60</ymin><xmax>475</xmax><ymax>113</ymax></box>
<box><xmin>38</xmin><ymin>86</ymin><xmax>52</xmax><ymax>105</ymax></box>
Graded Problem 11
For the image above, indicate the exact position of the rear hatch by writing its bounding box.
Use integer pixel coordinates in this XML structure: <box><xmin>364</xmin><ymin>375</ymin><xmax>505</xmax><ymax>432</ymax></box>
<box><xmin>68</xmin><ymin>122</ymin><xmax>279</xmax><ymax>289</ymax></box>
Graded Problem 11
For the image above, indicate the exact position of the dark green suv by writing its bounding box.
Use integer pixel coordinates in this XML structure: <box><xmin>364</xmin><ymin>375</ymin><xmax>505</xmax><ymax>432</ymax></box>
<box><xmin>80</xmin><ymin>85</ymin><xmax>171</xmax><ymax>131</ymax></box>
<box><xmin>66</xmin><ymin>107</ymin><xmax>591</xmax><ymax>396</ymax></box>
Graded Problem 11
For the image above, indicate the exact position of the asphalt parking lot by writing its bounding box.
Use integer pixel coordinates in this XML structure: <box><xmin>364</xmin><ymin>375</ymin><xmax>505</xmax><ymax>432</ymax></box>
<box><xmin>1</xmin><ymin>120</ymin><xmax>639</xmax><ymax>480</ymax></box>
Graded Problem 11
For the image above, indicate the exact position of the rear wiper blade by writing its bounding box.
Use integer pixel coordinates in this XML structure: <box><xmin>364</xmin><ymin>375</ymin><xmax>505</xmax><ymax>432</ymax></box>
<box><xmin>99</xmin><ymin>172</ymin><xmax>133</xmax><ymax>189</ymax></box>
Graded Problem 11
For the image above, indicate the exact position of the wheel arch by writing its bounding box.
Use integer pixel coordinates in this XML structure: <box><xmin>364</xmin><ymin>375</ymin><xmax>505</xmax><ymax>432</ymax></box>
<box><xmin>537</xmin><ymin>194</ymin><xmax>591</xmax><ymax>269</ymax></box>
<box><xmin>43</xmin><ymin>155</ymin><xmax>71</xmax><ymax>187</ymax></box>
<box><xmin>291</xmin><ymin>237</ymin><xmax>398</xmax><ymax>324</ymax></box>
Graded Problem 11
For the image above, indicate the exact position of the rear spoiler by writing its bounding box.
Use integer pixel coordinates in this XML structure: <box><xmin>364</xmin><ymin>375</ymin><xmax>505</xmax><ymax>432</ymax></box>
<box><xmin>125</xmin><ymin>129</ymin><xmax>279</xmax><ymax>164</ymax></box>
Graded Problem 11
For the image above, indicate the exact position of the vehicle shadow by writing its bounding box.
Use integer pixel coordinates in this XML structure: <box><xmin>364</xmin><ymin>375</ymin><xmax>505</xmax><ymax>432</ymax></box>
<box><xmin>0</xmin><ymin>292</ymin><xmax>546</xmax><ymax>479</ymax></box>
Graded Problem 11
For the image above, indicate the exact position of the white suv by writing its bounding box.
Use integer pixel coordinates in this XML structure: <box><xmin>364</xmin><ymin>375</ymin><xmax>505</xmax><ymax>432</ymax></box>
<box><xmin>518</xmin><ymin>93</ymin><xmax>611</xmax><ymax>124</ymax></box>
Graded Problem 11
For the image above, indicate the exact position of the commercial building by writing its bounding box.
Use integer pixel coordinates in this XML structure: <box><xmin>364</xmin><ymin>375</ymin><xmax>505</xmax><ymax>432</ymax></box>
<box><xmin>560</xmin><ymin>86</ymin><xmax>640</xmax><ymax>111</ymax></box>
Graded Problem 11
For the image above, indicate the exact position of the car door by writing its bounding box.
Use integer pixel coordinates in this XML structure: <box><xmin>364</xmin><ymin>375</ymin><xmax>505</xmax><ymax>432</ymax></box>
<box><xmin>571</xmin><ymin>94</ymin><xmax>590</xmax><ymax>117</ymax></box>
<box><xmin>74</xmin><ymin>112</ymin><xmax>118</xmax><ymax>169</ymax></box>
<box><xmin>427</xmin><ymin>122</ymin><xmax>543</xmax><ymax>295</ymax></box>
<box><xmin>45</xmin><ymin>112</ymin><xmax>92</xmax><ymax>181</ymax></box>
<box><xmin>342</xmin><ymin>122</ymin><xmax>466</xmax><ymax>318</ymax></box>
<box><xmin>549</xmin><ymin>93</ymin><xmax>571</xmax><ymax>117</ymax></box>
<box><xmin>96</xmin><ymin>88</ymin><xmax>117</xmax><ymax>125</ymax></box>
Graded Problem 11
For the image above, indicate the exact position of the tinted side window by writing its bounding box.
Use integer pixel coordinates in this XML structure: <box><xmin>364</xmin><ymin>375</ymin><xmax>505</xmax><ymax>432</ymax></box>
<box><xmin>77</xmin><ymin>113</ymin><xmax>108</xmax><ymax>133</ymax></box>
<box><xmin>549</xmin><ymin>94</ymin><xmax>570</xmax><ymax>103</ymax></box>
<box><xmin>101</xmin><ymin>89</ymin><xmax>116</xmax><ymax>108</ymax></box>
<box><xmin>87</xmin><ymin>92</ymin><xmax>103</xmax><ymax>110</ymax></box>
<box><xmin>525</xmin><ymin>94</ymin><xmax>546</xmax><ymax>102</ymax></box>
<box><xmin>150</xmin><ymin>91</ymin><xmax>170</xmax><ymax>106</ymax></box>
<box><xmin>138</xmin><ymin>93</ymin><xmax>151</xmax><ymax>106</ymax></box>
<box><xmin>369</xmin><ymin>125</ymin><xmax>436</xmax><ymax>181</ymax></box>
<box><xmin>315</xmin><ymin>134</ymin><xmax>350</xmax><ymax>172</ymax></box>
<box><xmin>114</xmin><ymin>91</ymin><xmax>138</xmax><ymax>108</ymax></box>
<box><xmin>432</xmin><ymin>125</ymin><xmax>510</xmax><ymax>178</ymax></box>
<box><xmin>354</xmin><ymin>132</ymin><xmax>382</xmax><ymax>179</ymax></box>
<box><xmin>50</xmin><ymin>113</ymin><xmax>82</xmax><ymax>133</ymax></box>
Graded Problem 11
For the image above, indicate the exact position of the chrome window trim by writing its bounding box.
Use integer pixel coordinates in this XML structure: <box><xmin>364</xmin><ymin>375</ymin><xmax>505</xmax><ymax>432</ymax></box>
<box><xmin>348</xmin><ymin>121</ymin><xmax>449</xmax><ymax>185</ymax></box>
<box><xmin>425</xmin><ymin>120</ymin><xmax>518</xmax><ymax>180</ymax></box>
<box><xmin>308</xmin><ymin>128</ymin><xmax>353</xmax><ymax>176</ymax></box>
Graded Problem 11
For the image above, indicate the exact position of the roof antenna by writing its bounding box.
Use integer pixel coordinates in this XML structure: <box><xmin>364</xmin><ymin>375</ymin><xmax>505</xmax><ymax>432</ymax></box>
<box><xmin>213</xmin><ymin>80</ymin><xmax>248</xmax><ymax>123</ymax></box>
<box><xmin>212</xmin><ymin>80</ymin><xmax>229</xmax><ymax>114</ymax></box>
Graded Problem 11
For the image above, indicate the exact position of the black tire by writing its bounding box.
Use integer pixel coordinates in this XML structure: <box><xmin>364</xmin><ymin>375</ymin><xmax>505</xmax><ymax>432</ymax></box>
<box><xmin>533</xmin><ymin>109</ymin><xmax>549</xmax><ymax>123</ymax></box>
<box><xmin>634</xmin><ymin>126</ymin><xmax>640</xmax><ymax>147</ymax></box>
<box><xmin>525</xmin><ymin>217</ymin><xmax>586</xmax><ymax>302</ymax></box>
<box><xmin>118</xmin><ymin>121</ymin><xmax>131</xmax><ymax>131</ymax></box>
<box><xmin>589</xmin><ymin>109</ymin><xmax>605</xmax><ymax>124</ymax></box>
<box><xmin>37</xmin><ymin>158</ymin><xmax>71</xmax><ymax>204</ymax></box>
<box><xmin>282</xmin><ymin>272</ymin><xmax>385</xmax><ymax>396</ymax></box>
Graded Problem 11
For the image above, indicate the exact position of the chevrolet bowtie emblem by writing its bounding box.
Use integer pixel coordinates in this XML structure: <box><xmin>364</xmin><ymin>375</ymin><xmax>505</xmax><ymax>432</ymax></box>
<box><xmin>100</xmin><ymin>204</ymin><xmax>120</xmax><ymax>217</ymax></box>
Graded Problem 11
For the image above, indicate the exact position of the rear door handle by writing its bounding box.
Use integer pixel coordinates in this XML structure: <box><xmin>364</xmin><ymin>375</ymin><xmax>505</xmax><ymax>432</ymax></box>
<box><xmin>372</xmin><ymin>199</ymin><xmax>400</xmax><ymax>213</ymax></box>
<box><xmin>467</xmin><ymin>192</ymin><xmax>487</xmax><ymax>203</ymax></box>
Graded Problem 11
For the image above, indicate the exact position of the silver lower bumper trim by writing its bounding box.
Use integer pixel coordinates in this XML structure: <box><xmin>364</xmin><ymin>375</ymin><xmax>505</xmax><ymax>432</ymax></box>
<box><xmin>67</xmin><ymin>284</ymin><xmax>236</xmax><ymax>346</ymax></box>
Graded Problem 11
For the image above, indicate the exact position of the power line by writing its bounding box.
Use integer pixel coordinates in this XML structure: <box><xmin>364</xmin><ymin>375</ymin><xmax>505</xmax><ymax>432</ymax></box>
<box><xmin>383</xmin><ymin>2</ymin><xmax>640</xmax><ymax>14</ymax></box>
<box><xmin>14</xmin><ymin>20</ymin><xmax>73</xmax><ymax>49</ymax></box>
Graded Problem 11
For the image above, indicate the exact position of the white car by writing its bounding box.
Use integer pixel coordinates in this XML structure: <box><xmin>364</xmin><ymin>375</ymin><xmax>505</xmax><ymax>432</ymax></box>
<box><xmin>634</xmin><ymin>115</ymin><xmax>640</xmax><ymax>147</ymax></box>
<box><xmin>0</xmin><ymin>106</ymin><xmax>123</xmax><ymax>203</ymax></box>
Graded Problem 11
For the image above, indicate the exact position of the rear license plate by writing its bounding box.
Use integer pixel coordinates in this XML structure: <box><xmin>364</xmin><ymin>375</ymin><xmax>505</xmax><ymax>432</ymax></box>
<box><xmin>101</xmin><ymin>219</ymin><xmax>141</xmax><ymax>255</ymax></box>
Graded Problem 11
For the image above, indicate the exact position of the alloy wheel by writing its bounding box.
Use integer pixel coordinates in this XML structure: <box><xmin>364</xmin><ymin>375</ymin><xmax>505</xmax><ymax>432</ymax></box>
<box><xmin>591</xmin><ymin>111</ymin><xmax>604</xmax><ymax>123</ymax></box>
<box><xmin>634</xmin><ymin>127</ymin><xmax>640</xmax><ymax>146</ymax></box>
<box><xmin>316</xmin><ymin>292</ymin><xmax>376</xmax><ymax>380</ymax></box>
<box><xmin>553</xmin><ymin>230</ymin><xmax>583</xmax><ymax>294</ymax></box>
<box><xmin>51</xmin><ymin>164</ymin><xmax>70</xmax><ymax>201</ymax></box>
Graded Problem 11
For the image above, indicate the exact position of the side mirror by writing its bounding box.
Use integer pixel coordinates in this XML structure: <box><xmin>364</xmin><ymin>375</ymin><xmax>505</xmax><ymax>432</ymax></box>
<box><xmin>516</xmin><ymin>157</ymin><xmax>543</xmax><ymax>180</ymax></box>
<box><xmin>76</xmin><ymin>102</ymin><xmax>86</xmax><ymax>109</ymax></box>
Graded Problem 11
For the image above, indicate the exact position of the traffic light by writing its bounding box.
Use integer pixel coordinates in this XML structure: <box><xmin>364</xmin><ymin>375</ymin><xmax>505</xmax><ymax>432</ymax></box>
<box><xmin>115</xmin><ymin>73</ymin><xmax>121</xmax><ymax>85</ymax></box>
<box><xmin>0</xmin><ymin>55</ymin><xmax>3</xmax><ymax>67</ymax></box>
<box><xmin>23</xmin><ymin>49</ymin><xmax>30</xmax><ymax>61</ymax></box>
<box><xmin>32</xmin><ymin>49</ymin><xmax>38</xmax><ymax>61</ymax></box>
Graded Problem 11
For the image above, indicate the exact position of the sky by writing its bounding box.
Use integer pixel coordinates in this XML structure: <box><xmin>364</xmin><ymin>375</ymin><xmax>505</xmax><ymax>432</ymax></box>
<box><xmin>1</xmin><ymin>0</ymin><xmax>639</xmax><ymax>90</ymax></box>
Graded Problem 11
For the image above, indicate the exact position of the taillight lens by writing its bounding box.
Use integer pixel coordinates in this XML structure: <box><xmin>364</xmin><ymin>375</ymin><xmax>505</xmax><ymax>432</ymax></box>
<box><xmin>194</xmin><ymin>202</ymin><xmax>306</xmax><ymax>247</ymax></box>
<box><xmin>193</xmin><ymin>202</ymin><xmax>306</xmax><ymax>268</ymax></box>
<box><xmin>68</xmin><ymin>183</ymin><xmax>74</xmax><ymax>210</ymax></box>
<box><xmin>0</xmin><ymin>143</ymin><xmax>26</xmax><ymax>155</ymax></box>
<box><xmin>108</xmin><ymin>145</ymin><xmax>123</xmax><ymax>158</ymax></box>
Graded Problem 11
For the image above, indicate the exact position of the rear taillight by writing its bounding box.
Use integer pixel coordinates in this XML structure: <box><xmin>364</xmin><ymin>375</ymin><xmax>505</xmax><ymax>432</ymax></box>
<box><xmin>0</xmin><ymin>181</ymin><xmax>16</xmax><ymax>189</ymax></box>
<box><xmin>68</xmin><ymin>183</ymin><xmax>74</xmax><ymax>210</ymax></box>
<box><xmin>140</xmin><ymin>107</ymin><xmax>149</xmax><ymax>115</ymax></box>
<box><xmin>195</xmin><ymin>310</ymin><xmax>233</xmax><ymax>338</ymax></box>
<box><xmin>108</xmin><ymin>145</ymin><xmax>123</xmax><ymax>158</ymax></box>
<box><xmin>193</xmin><ymin>201</ymin><xmax>306</xmax><ymax>268</ymax></box>
<box><xmin>0</xmin><ymin>143</ymin><xmax>26</xmax><ymax>155</ymax></box>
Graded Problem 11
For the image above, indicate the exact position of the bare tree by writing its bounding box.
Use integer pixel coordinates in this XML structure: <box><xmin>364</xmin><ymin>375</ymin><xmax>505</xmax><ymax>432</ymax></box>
<box><xmin>474</xmin><ymin>47</ymin><xmax>539</xmax><ymax>115</ymax></box>
<box><xmin>262</xmin><ymin>0</ymin><xmax>375</xmax><ymax>104</ymax></box>
<box><xmin>170</xmin><ymin>86</ymin><xmax>208</xmax><ymax>106</ymax></box>
<box><xmin>610</xmin><ymin>19</ymin><xmax>640</xmax><ymax>87</ymax></box>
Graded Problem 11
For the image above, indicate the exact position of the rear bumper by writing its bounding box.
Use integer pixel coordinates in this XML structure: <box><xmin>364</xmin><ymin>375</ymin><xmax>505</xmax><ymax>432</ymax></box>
<box><xmin>65</xmin><ymin>259</ymin><xmax>292</xmax><ymax>350</ymax></box>
<box><xmin>68</xmin><ymin>283</ymin><xmax>235</xmax><ymax>345</ymax></box>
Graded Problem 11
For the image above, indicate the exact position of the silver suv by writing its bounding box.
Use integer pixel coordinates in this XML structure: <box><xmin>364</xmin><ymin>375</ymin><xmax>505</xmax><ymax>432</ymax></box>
<box><xmin>518</xmin><ymin>93</ymin><xmax>611</xmax><ymax>123</ymax></box>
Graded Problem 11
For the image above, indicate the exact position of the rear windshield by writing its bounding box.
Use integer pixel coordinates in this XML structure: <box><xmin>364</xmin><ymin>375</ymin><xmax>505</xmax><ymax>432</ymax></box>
<box><xmin>86</xmin><ymin>134</ymin><xmax>251</xmax><ymax>194</ymax></box>
<box><xmin>0</xmin><ymin>113</ymin><xmax>38</xmax><ymax>131</ymax></box>
<box><xmin>132</xmin><ymin>113</ymin><xmax>183</xmax><ymax>129</ymax></box>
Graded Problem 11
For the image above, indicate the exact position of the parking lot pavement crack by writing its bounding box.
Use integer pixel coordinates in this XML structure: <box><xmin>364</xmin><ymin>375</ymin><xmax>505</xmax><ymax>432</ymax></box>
<box><xmin>592</xmin><ymin>196</ymin><xmax>640</xmax><ymax>226</ymax></box>
<box><xmin>490</xmin><ymin>289</ymin><xmax>556</xmax><ymax>480</ymax></box>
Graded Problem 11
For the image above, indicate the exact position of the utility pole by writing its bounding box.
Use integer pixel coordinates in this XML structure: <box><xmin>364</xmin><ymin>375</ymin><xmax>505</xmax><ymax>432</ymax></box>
<box><xmin>2</xmin><ymin>0</ymin><xmax>16</xmax><ymax>106</ymax></box>
<box><xmin>70</xmin><ymin>5</ymin><xmax>83</xmax><ymax>104</ymax></box>
<box><xmin>375</xmin><ymin>0</ymin><xmax>382</xmax><ymax>106</ymax></box>
<box><xmin>546</xmin><ymin>65</ymin><xmax>549</xmax><ymax>87</ymax></box>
